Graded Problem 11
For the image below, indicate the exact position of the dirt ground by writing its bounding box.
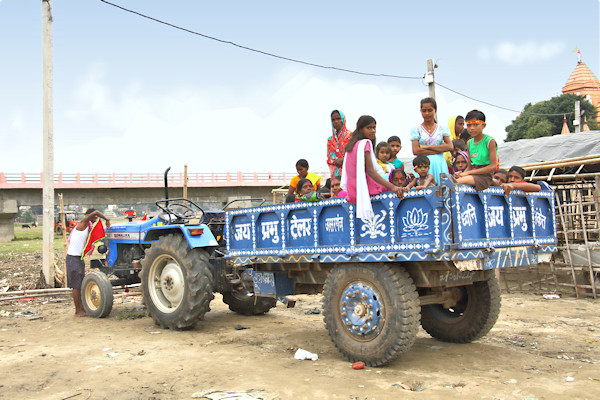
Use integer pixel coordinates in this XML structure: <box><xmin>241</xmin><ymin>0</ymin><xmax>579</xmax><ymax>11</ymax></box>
<box><xmin>1</xmin><ymin>255</ymin><xmax>600</xmax><ymax>399</ymax></box>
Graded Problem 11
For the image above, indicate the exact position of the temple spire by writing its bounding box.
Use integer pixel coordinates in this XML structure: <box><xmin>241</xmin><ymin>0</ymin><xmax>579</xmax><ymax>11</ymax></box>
<box><xmin>561</xmin><ymin>114</ymin><xmax>570</xmax><ymax>134</ymax></box>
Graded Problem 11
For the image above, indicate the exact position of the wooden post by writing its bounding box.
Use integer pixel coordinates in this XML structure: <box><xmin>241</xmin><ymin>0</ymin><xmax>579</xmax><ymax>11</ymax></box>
<box><xmin>576</xmin><ymin>179</ymin><xmax>597</xmax><ymax>298</ymax></box>
<box><xmin>555</xmin><ymin>191</ymin><xmax>579</xmax><ymax>297</ymax></box>
<box><xmin>58</xmin><ymin>193</ymin><xmax>67</xmax><ymax>288</ymax></box>
<box><xmin>183</xmin><ymin>165</ymin><xmax>188</xmax><ymax>199</ymax></box>
<box><xmin>42</xmin><ymin>0</ymin><xmax>55</xmax><ymax>286</ymax></box>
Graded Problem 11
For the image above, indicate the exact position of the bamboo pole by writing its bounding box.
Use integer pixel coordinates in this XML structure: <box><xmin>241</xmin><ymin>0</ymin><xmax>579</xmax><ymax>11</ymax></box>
<box><xmin>576</xmin><ymin>179</ymin><xmax>597</xmax><ymax>298</ymax></box>
<box><xmin>58</xmin><ymin>193</ymin><xmax>68</xmax><ymax>288</ymax></box>
<box><xmin>183</xmin><ymin>164</ymin><xmax>188</xmax><ymax>199</ymax></box>
<box><xmin>525</xmin><ymin>158</ymin><xmax>600</xmax><ymax>171</ymax></box>
<box><xmin>529</xmin><ymin>172</ymin><xmax>600</xmax><ymax>182</ymax></box>
<box><xmin>520</xmin><ymin>154</ymin><xmax>600</xmax><ymax>169</ymax></box>
<box><xmin>555</xmin><ymin>191</ymin><xmax>579</xmax><ymax>298</ymax></box>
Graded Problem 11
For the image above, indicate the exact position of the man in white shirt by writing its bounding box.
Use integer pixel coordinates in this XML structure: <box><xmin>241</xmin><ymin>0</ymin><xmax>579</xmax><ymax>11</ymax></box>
<box><xmin>66</xmin><ymin>208</ymin><xmax>111</xmax><ymax>316</ymax></box>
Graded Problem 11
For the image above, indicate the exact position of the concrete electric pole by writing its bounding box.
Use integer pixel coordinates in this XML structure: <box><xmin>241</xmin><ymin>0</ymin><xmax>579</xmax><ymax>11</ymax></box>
<box><xmin>42</xmin><ymin>0</ymin><xmax>55</xmax><ymax>286</ymax></box>
<box><xmin>574</xmin><ymin>100</ymin><xmax>581</xmax><ymax>133</ymax></box>
<box><xmin>425</xmin><ymin>59</ymin><xmax>436</xmax><ymax>101</ymax></box>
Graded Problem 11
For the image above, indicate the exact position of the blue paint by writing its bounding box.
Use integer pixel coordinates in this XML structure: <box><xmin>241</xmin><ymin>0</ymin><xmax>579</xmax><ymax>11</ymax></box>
<box><xmin>340</xmin><ymin>281</ymin><xmax>383</xmax><ymax>338</ymax></box>
<box><xmin>226</xmin><ymin>178</ymin><xmax>557</xmax><ymax>268</ymax></box>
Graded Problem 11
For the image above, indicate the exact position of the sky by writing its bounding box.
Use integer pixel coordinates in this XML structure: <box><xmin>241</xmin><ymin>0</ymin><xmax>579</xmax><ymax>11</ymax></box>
<box><xmin>1</xmin><ymin>0</ymin><xmax>599</xmax><ymax>175</ymax></box>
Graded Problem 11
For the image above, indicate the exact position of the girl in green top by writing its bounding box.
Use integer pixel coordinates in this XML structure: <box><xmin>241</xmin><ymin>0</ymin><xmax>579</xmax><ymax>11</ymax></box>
<box><xmin>455</xmin><ymin>110</ymin><xmax>498</xmax><ymax>191</ymax></box>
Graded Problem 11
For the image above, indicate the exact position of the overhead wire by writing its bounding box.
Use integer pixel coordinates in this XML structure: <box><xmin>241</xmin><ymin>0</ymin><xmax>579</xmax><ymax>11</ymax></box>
<box><xmin>99</xmin><ymin>0</ymin><xmax>578</xmax><ymax>118</ymax></box>
<box><xmin>99</xmin><ymin>0</ymin><xmax>423</xmax><ymax>80</ymax></box>
<box><xmin>436</xmin><ymin>82</ymin><xmax>575</xmax><ymax>116</ymax></box>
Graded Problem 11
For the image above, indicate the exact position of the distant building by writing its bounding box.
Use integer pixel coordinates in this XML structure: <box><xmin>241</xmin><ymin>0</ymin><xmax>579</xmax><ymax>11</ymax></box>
<box><xmin>562</xmin><ymin>56</ymin><xmax>600</xmax><ymax>123</ymax></box>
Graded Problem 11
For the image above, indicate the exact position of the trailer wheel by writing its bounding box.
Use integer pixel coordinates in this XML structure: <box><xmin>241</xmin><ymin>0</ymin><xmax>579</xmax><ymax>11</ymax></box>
<box><xmin>141</xmin><ymin>235</ymin><xmax>214</xmax><ymax>330</ymax></box>
<box><xmin>322</xmin><ymin>263</ymin><xmax>420</xmax><ymax>367</ymax></box>
<box><xmin>420</xmin><ymin>270</ymin><xmax>501</xmax><ymax>343</ymax></box>
<box><xmin>222</xmin><ymin>291</ymin><xmax>276</xmax><ymax>315</ymax></box>
<box><xmin>81</xmin><ymin>271</ymin><xmax>114</xmax><ymax>318</ymax></box>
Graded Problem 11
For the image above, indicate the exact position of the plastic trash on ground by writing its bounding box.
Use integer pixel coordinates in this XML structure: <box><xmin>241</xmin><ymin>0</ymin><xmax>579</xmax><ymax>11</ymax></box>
<box><xmin>543</xmin><ymin>294</ymin><xmax>561</xmax><ymax>300</ymax></box>
<box><xmin>294</xmin><ymin>348</ymin><xmax>318</xmax><ymax>361</ymax></box>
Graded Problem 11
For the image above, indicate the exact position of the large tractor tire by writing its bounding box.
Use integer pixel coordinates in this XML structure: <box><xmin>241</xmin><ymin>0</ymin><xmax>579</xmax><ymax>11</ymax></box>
<box><xmin>222</xmin><ymin>291</ymin><xmax>276</xmax><ymax>315</ymax></box>
<box><xmin>420</xmin><ymin>269</ymin><xmax>501</xmax><ymax>343</ymax></box>
<box><xmin>322</xmin><ymin>263</ymin><xmax>420</xmax><ymax>367</ymax></box>
<box><xmin>55</xmin><ymin>225</ymin><xmax>63</xmax><ymax>235</ymax></box>
<box><xmin>81</xmin><ymin>271</ymin><xmax>114</xmax><ymax>318</ymax></box>
<box><xmin>141</xmin><ymin>234</ymin><xmax>214</xmax><ymax>330</ymax></box>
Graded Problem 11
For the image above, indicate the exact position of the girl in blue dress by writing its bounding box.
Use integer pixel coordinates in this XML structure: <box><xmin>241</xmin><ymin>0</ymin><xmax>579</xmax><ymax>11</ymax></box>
<box><xmin>409</xmin><ymin>97</ymin><xmax>454</xmax><ymax>184</ymax></box>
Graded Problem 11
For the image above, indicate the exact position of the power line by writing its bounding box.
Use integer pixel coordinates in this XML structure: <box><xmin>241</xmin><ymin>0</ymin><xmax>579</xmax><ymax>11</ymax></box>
<box><xmin>99</xmin><ymin>0</ymin><xmax>423</xmax><ymax>80</ymax></box>
<box><xmin>99</xmin><ymin>0</ymin><xmax>579</xmax><ymax>118</ymax></box>
<box><xmin>436</xmin><ymin>81</ymin><xmax>575</xmax><ymax>116</ymax></box>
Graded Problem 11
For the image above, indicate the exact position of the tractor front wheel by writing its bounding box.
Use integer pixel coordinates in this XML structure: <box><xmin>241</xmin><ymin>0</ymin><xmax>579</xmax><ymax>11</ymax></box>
<box><xmin>81</xmin><ymin>271</ymin><xmax>114</xmax><ymax>318</ymax></box>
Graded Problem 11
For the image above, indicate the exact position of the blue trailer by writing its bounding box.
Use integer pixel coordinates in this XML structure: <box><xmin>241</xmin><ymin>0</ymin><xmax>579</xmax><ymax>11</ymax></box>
<box><xmin>223</xmin><ymin>176</ymin><xmax>556</xmax><ymax>365</ymax></box>
<box><xmin>83</xmin><ymin>172</ymin><xmax>556</xmax><ymax>367</ymax></box>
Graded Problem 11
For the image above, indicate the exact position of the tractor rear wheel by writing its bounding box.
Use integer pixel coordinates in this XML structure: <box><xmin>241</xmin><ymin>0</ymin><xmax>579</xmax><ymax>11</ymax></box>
<box><xmin>141</xmin><ymin>235</ymin><xmax>214</xmax><ymax>330</ymax></box>
<box><xmin>81</xmin><ymin>271</ymin><xmax>113</xmax><ymax>318</ymax></box>
<box><xmin>420</xmin><ymin>270</ymin><xmax>501</xmax><ymax>343</ymax></box>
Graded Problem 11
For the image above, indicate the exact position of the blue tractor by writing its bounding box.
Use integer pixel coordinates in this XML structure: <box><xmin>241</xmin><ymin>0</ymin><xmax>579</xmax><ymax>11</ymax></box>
<box><xmin>80</xmin><ymin>168</ymin><xmax>271</xmax><ymax>328</ymax></box>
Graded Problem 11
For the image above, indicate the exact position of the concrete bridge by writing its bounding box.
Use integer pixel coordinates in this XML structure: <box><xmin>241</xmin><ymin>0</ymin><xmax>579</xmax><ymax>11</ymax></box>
<box><xmin>0</xmin><ymin>171</ymin><xmax>296</xmax><ymax>208</ymax></box>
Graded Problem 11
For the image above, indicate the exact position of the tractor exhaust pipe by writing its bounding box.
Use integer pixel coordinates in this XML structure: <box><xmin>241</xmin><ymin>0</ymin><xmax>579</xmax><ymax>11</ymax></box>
<box><xmin>164</xmin><ymin>166</ymin><xmax>171</xmax><ymax>202</ymax></box>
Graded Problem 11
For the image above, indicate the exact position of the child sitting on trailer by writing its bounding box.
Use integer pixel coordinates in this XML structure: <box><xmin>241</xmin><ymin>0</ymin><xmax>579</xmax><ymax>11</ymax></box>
<box><xmin>406</xmin><ymin>155</ymin><xmax>435</xmax><ymax>190</ymax></box>
<box><xmin>389</xmin><ymin>168</ymin><xmax>409</xmax><ymax>189</ymax></box>
<box><xmin>375</xmin><ymin>141</ymin><xmax>394</xmax><ymax>180</ymax></box>
<box><xmin>502</xmin><ymin>166</ymin><xmax>543</xmax><ymax>195</ymax></box>
<box><xmin>295</xmin><ymin>178</ymin><xmax>323</xmax><ymax>202</ymax></box>
<box><xmin>455</xmin><ymin>110</ymin><xmax>498</xmax><ymax>191</ymax></box>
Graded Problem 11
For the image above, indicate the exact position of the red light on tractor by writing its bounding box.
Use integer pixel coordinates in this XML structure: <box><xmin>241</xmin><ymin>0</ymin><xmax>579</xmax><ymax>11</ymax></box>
<box><xmin>188</xmin><ymin>228</ymin><xmax>204</xmax><ymax>236</ymax></box>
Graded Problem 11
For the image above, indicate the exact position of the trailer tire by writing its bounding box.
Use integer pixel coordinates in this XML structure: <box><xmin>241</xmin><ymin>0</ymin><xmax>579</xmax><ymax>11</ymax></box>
<box><xmin>420</xmin><ymin>270</ymin><xmax>501</xmax><ymax>343</ymax></box>
<box><xmin>322</xmin><ymin>263</ymin><xmax>420</xmax><ymax>367</ymax></box>
<box><xmin>81</xmin><ymin>271</ymin><xmax>113</xmax><ymax>318</ymax></box>
<box><xmin>222</xmin><ymin>292</ymin><xmax>277</xmax><ymax>315</ymax></box>
<box><xmin>141</xmin><ymin>235</ymin><xmax>214</xmax><ymax>330</ymax></box>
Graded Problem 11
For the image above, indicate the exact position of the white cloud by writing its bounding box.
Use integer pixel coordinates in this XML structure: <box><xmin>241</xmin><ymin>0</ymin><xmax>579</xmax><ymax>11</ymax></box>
<box><xmin>478</xmin><ymin>41</ymin><xmax>565</xmax><ymax>65</ymax></box>
<box><xmin>3</xmin><ymin>65</ymin><xmax>513</xmax><ymax>175</ymax></box>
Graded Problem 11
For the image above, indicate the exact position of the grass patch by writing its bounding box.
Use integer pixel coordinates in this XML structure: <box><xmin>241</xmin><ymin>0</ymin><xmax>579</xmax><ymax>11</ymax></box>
<box><xmin>0</xmin><ymin>226</ymin><xmax>65</xmax><ymax>254</ymax></box>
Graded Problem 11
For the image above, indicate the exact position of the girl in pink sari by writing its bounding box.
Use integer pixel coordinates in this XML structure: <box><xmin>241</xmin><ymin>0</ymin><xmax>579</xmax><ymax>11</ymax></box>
<box><xmin>341</xmin><ymin>116</ymin><xmax>404</xmax><ymax>219</ymax></box>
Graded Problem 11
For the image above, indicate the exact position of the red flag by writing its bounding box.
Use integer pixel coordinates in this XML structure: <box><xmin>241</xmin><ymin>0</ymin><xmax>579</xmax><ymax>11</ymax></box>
<box><xmin>141</xmin><ymin>214</ymin><xmax>147</xmax><ymax>221</ymax></box>
<box><xmin>81</xmin><ymin>219</ymin><xmax>106</xmax><ymax>259</ymax></box>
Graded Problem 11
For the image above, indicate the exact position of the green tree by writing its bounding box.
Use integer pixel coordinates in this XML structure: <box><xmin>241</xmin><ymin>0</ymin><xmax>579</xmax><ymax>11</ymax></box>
<box><xmin>505</xmin><ymin>93</ymin><xmax>598</xmax><ymax>141</ymax></box>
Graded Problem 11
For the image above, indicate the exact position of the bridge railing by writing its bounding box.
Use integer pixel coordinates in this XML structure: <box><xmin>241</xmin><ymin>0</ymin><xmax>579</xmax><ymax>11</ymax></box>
<box><xmin>0</xmin><ymin>172</ymin><xmax>297</xmax><ymax>188</ymax></box>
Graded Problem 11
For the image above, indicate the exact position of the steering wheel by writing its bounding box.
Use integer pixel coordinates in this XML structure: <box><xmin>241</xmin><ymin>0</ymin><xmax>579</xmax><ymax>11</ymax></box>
<box><xmin>166</xmin><ymin>202</ymin><xmax>197</xmax><ymax>220</ymax></box>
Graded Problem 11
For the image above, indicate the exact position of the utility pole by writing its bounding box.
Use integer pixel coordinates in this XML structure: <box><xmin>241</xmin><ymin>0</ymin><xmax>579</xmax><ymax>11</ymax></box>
<box><xmin>574</xmin><ymin>100</ymin><xmax>581</xmax><ymax>133</ymax></box>
<box><xmin>425</xmin><ymin>59</ymin><xmax>436</xmax><ymax>100</ymax></box>
<box><xmin>42</xmin><ymin>0</ymin><xmax>55</xmax><ymax>286</ymax></box>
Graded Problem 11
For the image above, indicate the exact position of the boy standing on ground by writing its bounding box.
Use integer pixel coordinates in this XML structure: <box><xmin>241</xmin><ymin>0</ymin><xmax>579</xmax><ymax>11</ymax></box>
<box><xmin>66</xmin><ymin>208</ymin><xmax>110</xmax><ymax>316</ymax></box>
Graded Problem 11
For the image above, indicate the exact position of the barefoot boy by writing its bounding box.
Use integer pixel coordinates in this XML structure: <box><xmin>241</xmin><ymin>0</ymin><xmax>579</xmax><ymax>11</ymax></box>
<box><xmin>66</xmin><ymin>208</ymin><xmax>110</xmax><ymax>316</ymax></box>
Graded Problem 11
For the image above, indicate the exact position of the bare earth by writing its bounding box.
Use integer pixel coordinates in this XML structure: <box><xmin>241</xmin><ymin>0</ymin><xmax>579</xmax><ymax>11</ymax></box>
<box><xmin>0</xmin><ymin>288</ymin><xmax>599</xmax><ymax>400</ymax></box>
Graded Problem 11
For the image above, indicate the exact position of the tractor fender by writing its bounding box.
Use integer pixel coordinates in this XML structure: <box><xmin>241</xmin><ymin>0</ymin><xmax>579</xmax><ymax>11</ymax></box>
<box><xmin>143</xmin><ymin>224</ymin><xmax>218</xmax><ymax>249</ymax></box>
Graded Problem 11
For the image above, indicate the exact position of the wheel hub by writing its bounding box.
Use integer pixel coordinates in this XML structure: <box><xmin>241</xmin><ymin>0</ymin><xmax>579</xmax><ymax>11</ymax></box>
<box><xmin>340</xmin><ymin>282</ymin><xmax>383</xmax><ymax>338</ymax></box>
<box><xmin>159</xmin><ymin>262</ymin><xmax>184</xmax><ymax>307</ymax></box>
<box><xmin>86</xmin><ymin>283</ymin><xmax>101</xmax><ymax>308</ymax></box>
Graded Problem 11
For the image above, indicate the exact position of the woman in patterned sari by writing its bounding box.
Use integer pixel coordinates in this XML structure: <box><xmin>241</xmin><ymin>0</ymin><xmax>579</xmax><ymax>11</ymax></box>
<box><xmin>326</xmin><ymin>109</ymin><xmax>352</xmax><ymax>179</ymax></box>
<box><xmin>409</xmin><ymin>98</ymin><xmax>453</xmax><ymax>184</ymax></box>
